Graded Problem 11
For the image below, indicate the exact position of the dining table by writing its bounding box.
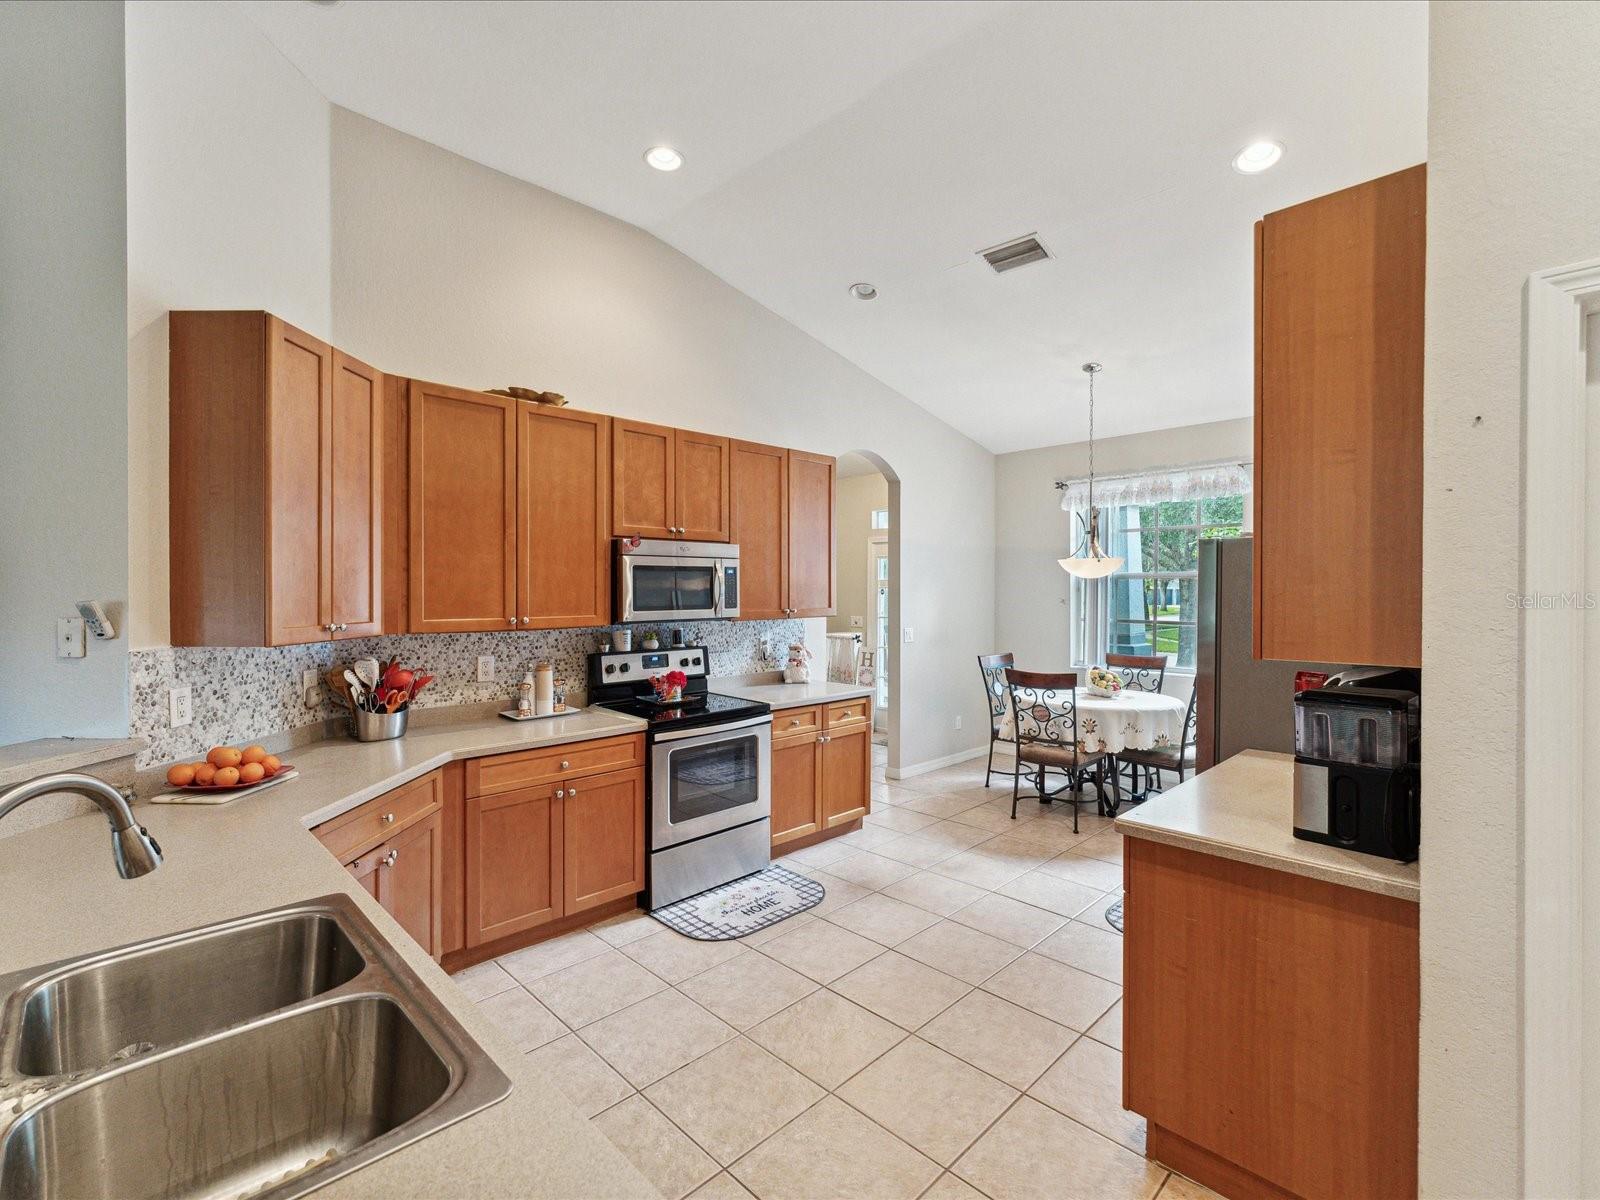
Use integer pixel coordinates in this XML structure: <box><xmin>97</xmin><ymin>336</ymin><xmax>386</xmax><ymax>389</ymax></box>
<box><xmin>999</xmin><ymin>686</ymin><xmax>1187</xmax><ymax>755</ymax></box>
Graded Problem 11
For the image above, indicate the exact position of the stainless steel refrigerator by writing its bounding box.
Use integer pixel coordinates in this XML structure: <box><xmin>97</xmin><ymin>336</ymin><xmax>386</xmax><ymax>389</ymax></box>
<box><xmin>1195</xmin><ymin>537</ymin><xmax>1349</xmax><ymax>771</ymax></box>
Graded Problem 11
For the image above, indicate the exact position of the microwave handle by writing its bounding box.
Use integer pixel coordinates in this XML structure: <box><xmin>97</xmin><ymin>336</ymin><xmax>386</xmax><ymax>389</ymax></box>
<box><xmin>713</xmin><ymin>561</ymin><xmax>725</xmax><ymax>616</ymax></box>
<box><xmin>620</xmin><ymin>560</ymin><xmax>633</xmax><ymax>621</ymax></box>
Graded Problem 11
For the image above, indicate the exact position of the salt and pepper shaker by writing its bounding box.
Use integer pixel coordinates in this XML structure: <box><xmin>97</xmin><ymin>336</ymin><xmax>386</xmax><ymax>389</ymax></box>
<box><xmin>516</xmin><ymin>671</ymin><xmax>535</xmax><ymax>716</ymax></box>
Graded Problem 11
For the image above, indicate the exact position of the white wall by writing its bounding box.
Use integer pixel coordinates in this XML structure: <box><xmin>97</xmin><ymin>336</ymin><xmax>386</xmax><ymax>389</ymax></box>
<box><xmin>0</xmin><ymin>1</ymin><xmax>129</xmax><ymax>743</ymax></box>
<box><xmin>322</xmin><ymin>110</ymin><xmax>995</xmax><ymax>771</ymax></box>
<box><xmin>125</xmin><ymin>0</ymin><xmax>332</xmax><ymax>650</ymax></box>
<box><xmin>830</xmin><ymin>473</ymin><xmax>890</xmax><ymax>636</ymax></box>
<box><xmin>993</xmin><ymin>418</ymin><xmax>1253</xmax><ymax>670</ymax></box>
<box><xmin>1422</xmin><ymin>3</ymin><xmax>1600</xmax><ymax>1195</ymax></box>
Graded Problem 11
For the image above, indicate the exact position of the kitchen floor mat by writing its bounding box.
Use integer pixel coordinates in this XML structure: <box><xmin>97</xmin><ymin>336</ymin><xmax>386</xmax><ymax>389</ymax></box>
<box><xmin>650</xmin><ymin>865</ymin><xmax>824</xmax><ymax>941</ymax></box>
<box><xmin>1105</xmin><ymin>898</ymin><xmax>1124</xmax><ymax>934</ymax></box>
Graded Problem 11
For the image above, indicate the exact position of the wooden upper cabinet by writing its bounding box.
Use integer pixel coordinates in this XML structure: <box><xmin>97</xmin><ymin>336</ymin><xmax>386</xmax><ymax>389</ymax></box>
<box><xmin>730</xmin><ymin>440</ymin><xmax>788</xmax><ymax>620</ymax></box>
<box><xmin>519</xmin><ymin>405</ymin><xmax>610</xmax><ymax>628</ymax></box>
<box><xmin>786</xmin><ymin>450</ymin><xmax>836</xmax><ymax>617</ymax></box>
<box><xmin>170</xmin><ymin>311</ymin><xmax>383</xmax><ymax>647</ymax></box>
<box><xmin>674</xmin><ymin>430</ymin><xmax>730</xmax><ymax>542</ymax></box>
<box><xmin>408</xmin><ymin>380</ymin><xmax>517</xmax><ymax>633</ymax></box>
<box><xmin>328</xmin><ymin>351</ymin><xmax>383</xmax><ymax>638</ymax></box>
<box><xmin>1255</xmin><ymin>164</ymin><xmax>1425</xmax><ymax>668</ymax></box>
<box><xmin>612</xmin><ymin>418</ymin><xmax>676</xmax><ymax>538</ymax></box>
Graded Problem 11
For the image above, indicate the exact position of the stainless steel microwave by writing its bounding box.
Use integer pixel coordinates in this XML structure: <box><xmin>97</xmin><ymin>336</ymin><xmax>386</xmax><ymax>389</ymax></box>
<box><xmin>616</xmin><ymin>538</ymin><xmax>740</xmax><ymax>623</ymax></box>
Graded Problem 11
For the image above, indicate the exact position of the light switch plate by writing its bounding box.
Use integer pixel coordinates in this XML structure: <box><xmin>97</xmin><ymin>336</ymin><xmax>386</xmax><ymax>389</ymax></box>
<box><xmin>56</xmin><ymin>618</ymin><xmax>86</xmax><ymax>659</ymax></box>
<box><xmin>168</xmin><ymin>686</ymin><xmax>193</xmax><ymax>728</ymax></box>
<box><xmin>902</xmin><ymin>625</ymin><xmax>915</xmax><ymax>643</ymax></box>
<box><xmin>850</xmin><ymin>615</ymin><xmax>864</xmax><ymax>628</ymax></box>
<box><xmin>477</xmin><ymin>654</ymin><xmax>495</xmax><ymax>683</ymax></box>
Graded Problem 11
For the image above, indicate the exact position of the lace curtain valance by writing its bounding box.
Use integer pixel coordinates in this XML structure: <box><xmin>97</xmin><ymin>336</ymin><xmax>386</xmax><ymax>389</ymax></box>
<box><xmin>1056</xmin><ymin>461</ymin><xmax>1252</xmax><ymax>511</ymax></box>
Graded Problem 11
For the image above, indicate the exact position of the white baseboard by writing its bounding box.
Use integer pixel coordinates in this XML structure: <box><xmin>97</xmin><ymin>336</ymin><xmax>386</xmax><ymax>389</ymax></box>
<box><xmin>887</xmin><ymin>745</ymin><xmax>989</xmax><ymax>780</ymax></box>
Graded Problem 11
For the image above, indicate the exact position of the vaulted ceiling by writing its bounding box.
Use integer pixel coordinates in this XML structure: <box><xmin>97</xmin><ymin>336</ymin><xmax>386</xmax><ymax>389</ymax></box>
<box><xmin>241</xmin><ymin>0</ymin><xmax>1427</xmax><ymax>453</ymax></box>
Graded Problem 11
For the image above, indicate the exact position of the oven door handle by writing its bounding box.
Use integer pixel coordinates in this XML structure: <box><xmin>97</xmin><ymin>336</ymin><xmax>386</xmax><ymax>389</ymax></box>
<box><xmin>652</xmin><ymin>714</ymin><xmax>772</xmax><ymax>744</ymax></box>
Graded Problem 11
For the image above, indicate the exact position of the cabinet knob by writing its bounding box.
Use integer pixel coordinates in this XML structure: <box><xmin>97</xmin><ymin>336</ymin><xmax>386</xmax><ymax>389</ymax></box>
<box><xmin>568</xmin><ymin>786</ymin><xmax>578</xmax><ymax>799</ymax></box>
<box><xmin>555</xmin><ymin>788</ymin><xmax>565</xmax><ymax>800</ymax></box>
<box><xmin>507</xmin><ymin>616</ymin><xmax>518</xmax><ymax>626</ymax></box>
<box><xmin>382</xmin><ymin>849</ymin><xmax>398</xmax><ymax>867</ymax></box>
<box><xmin>560</xmin><ymin>760</ymin><xmax>570</xmax><ymax>770</ymax></box>
<box><xmin>381</xmin><ymin>812</ymin><xmax>395</xmax><ymax>824</ymax></box>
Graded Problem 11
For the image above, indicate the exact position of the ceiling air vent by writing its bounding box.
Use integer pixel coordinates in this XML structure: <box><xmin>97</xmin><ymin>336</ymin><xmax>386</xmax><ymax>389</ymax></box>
<box><xmin>979</xmin><ymin>234</ymin><xmax>1050</xmax><ymax>274</ymax></box>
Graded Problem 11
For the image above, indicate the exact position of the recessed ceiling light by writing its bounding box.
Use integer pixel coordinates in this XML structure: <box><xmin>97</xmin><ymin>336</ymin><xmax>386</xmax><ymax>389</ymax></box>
<box><xmin>848</xmin><ymin>282</ymin><xmax>878</xmax><ymax>301</ymax></box>
<box><xmin>1232</xmin><ymin>141</ymin><xmax>1284</xmax><ymax>174</ymax></box>
<box><xmin>644</xmin><ymin>146</ymin><xmax>683</xmax><ymax>172</ymax></box>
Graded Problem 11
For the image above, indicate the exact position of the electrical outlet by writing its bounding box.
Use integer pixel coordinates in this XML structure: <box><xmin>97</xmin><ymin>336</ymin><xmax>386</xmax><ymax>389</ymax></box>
<box><xmin>301</xmin><ymin>669</ymin><xmax>322</xmax><ymax>708</ymax></box>
<box><xmin>168</xmin><ymin>686</ymin><xmax>193</xmax><ymax>728</ymax></box>
<box><xmin>477</xmin><ymin>654</ymin><xmax>495</xmax><ymax>683</ymax></box>
<box><xmin>56</xmin><ymin>618</ymin><xmax>86</xmax><ymax>659</ymax></box>
<box><xmin>850</xmin><ymin>615</ymin><xmax>864</xmax><ymax>628</ymax></box>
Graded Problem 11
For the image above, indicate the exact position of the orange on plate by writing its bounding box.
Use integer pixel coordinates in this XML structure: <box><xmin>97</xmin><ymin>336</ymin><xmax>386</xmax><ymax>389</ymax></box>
<box><xmin>262</xmin><ymin>754</ymin><xmax>281</xmax><ymax>775</ymax></box>
<box><xmin>238</xmin><ymin>762</ymin><xmax>266</xmax><ymax>785</ymax></box>
<box><xmin>212</xmin><ymin>766</ymin><xmax>240</xmax><ymax>788</ymax></box>
<box><xmin>207</xmin><ymin>746</ymin><xmax>242</xmax><ymax>769</ymax></box>
<box><xmin>240</xmin><ymin>745</ymin><xmax>269</xmax><ymax>766</ymax></box>
<box><xmin>193</xmin><ymin>763</ymin><xmax>218</xmax><ymax>785</ymax></box>
<box><xmin>166</xmin><ymin>763</ymin><xmax>196</xmax><ymax>787</ymax></box>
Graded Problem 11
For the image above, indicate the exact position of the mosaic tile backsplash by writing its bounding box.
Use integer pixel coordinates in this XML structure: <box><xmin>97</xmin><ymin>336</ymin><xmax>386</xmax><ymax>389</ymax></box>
<box><xmin>129</xmin><ymin>620</ymin><xmax>805</xmax><ymax>769</ymax></box>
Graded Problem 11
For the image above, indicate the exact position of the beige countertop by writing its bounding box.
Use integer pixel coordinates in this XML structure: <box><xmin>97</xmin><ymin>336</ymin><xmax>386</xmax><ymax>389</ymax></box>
<box><xmin>714</xmin><ymin>678</ymin><xmax>875</xmax><ymax>710</ymax></box>
<box><xmin>0</xmin><ymin>735</ymin><xmax>144</xmax><ymax>788</ymax></box>
<box><xmin>0</xmin><ymin>707</ymin><xmax>657</xmax><ymax>1199</ymax></box>
<box><xmin>1114</xmin><ymin>749</ymin><xmax>1420</xmax><ymax>902</ymax></box>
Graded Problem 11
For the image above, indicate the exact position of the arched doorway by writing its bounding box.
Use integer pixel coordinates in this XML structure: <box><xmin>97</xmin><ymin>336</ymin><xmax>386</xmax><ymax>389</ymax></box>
<box><xmin>832</xmin><ymin>451</ymin><xmax>900</xmax><ymax>773</ymax></box>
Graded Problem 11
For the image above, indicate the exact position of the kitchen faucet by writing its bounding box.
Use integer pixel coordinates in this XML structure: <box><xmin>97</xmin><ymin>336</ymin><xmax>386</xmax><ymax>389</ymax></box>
<box><xmin>0</xmin><ymin>772</ymin><xmax>162</xmax><ymax>878</ymax></box>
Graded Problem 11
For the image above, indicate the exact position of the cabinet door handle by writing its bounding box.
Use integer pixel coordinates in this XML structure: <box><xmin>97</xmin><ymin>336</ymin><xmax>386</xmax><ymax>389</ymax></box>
<box><xmin>818</xmin><ymin>735</ymin><xmax>830</xmax><ymax>744</ymax></box>
<box><xmin>788</xmin><ymin>718</ymin><xmax>800</xmax><ymax>727</ymax></box>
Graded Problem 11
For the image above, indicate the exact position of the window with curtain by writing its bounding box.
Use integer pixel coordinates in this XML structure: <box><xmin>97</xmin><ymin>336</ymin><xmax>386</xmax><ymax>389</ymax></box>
<box><xmin>1060</xmin><ymin>464</ymin><xmax>1251</xmax><ymax>671</ymax></box>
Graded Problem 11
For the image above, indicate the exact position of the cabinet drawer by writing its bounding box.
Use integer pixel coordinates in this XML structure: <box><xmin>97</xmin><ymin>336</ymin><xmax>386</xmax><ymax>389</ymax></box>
<box><xmin>466</xmin><ymin>734</ymin><xmax>644</xmax><ymax>797</ymax></box>
<box><xmin>315</xmin><ymin>769</ymin><xmax>442</xmax><ymax>863</ymax></box>
<box><xmin>826</xmin><ymin>699</ymin><xmax>871</xmax><ymax>730</ymax></box>
<box><xmin>772</xmin><ymin>706</ymin><xmax>822</xmax><ymax>740</ymax></box>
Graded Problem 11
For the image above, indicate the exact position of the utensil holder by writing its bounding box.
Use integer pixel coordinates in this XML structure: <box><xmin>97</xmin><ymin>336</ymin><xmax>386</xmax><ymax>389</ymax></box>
<box><xmin>351</xmin><ymin>707</ymin><xmax>409</xmax><ymax>743</ymax></box>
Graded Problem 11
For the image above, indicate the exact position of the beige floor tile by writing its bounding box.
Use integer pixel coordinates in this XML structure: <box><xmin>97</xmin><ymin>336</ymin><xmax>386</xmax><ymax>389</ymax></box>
<box><xmin>876</xmin><ymin>782</ymin><xmax>927</xmax><ymax>808</ymax></box>
<box><xmin>497</xmin><ymin>928</ymin><xmax>609</xmax><ymax>983</ymax></box>
<box><xmin>780</xmin><ymin>838</ymin><xmax>859</xmax><ymax>869</ymax></box>
<box><xmin>729</xmin><ymin>1095</ymin><xmax>940</xmax><ymax>1200</ymax></box>
<box><xmin>592</xmin><ymin>1093</ymin><xmax>719</xmax><ymax>1200</ymax></box>
<box><xmin>972</xmin><ymin>835</ymin><xmax>1057</xmax><ymax>869</ymax></box>
<box><xmin>739</xmin><ymin>911</ymin><xmax>816</xmax><ymax>946</ymax></box>
<box><xmin>1037</xmin><ymin>851</ymin><xmax>1125</xmax><ymax>891</ymax></box>
<box><xmin>646</xmin><ymin>1037</ymin><xmax>824</xmax><ymax>1165</ymax></box>
<box><xmin>949</xmin><ymin>893</ymin><xmax>1067</xmax><ymax>948</ymax></box>
<box><xmin>953</xmin><ymin>1096</ymin><xmax>1164</xmax><ymax>1200</ymax></box>
<box><xmin>824</xmin><ymin>850</ymin><xmax>917</xmax><ymax>891</ymax></box>
<box><xmin>913</xmin><ymin>820</ymin><xmax>999</xmax><ymax>853</ymax></box>
<box><xmin>689</xmin><ymin>1172</ymin><xmax>758</xmax><ymax>1200</ymax></box>
<box><xmin>871</xmin><ymin>831</ymin><xmax>958</xmax><ymax>869</ymax></box>
<box><xmin>838</xmin><ymin>1038</ymin><xmax>1018</xmax><ymax>1166</ymax></box>
<box><xmin>579</xmin><ymin>989</ymin><xmax>737</xmax><ymax>1086</ymax></box>
<box><xmin>825</xmin><ymin>893</ymin><xmax>942</xmax><ymax>947</ymax></box>
<box><xmin>476</xmin><ymin>986</ymin><xmax>567</xmax><ymax>1051</ymax></box>
<box><xmin>837</xmin><ymin>824</ymin><xmax>903</xmax><ymax>853</ymax></box>
<box><xmin>621</xmin><ymin>928</ymin><xmax>749</xmax><ymax>984</ymax></box>
<box><xmin>897</xmin><ymin>791</ymin><xmax>988</xmax><ymax>819</ymax></box>
<box><xmin>525</xmin><ymin>1033</ymin><xmax>633</xmax><ymax>1117</ymax></box>
<box><xmin>865</xmin><ymin>805</ymin><xmax>941</xmax><ymax>834</ymax></box>
<box><xmin>981</xmin><ymin>953</ymin><xmax>1121</xmax><ymax>1032</ymax></box>
<box><xmin>527</xmin><ymin>948</ymin><xmax>668</xmax><ymax>1027</ymax></box>
<box><xmin>747</xmin><ymin>989</ymin><xmax>905</xmax><ymax>1089</ymax></box>
<box><xmin>1156</xmin><ymin>1172</ymin><xmax>1227</xmax><ymax>1199</ymax></box>
<box><xmin>945</xmin><ymin>804</ymin><xmax>1037</xmax><ymax>834</ymax></box>
<box><xmin>1077</xmin><ymin>889</ymin><xmax>1126</xmax><ymax>933</ymax></box>
<box><xmin>930</xmin><ymin>850</ymin><xmax>1032</xmax><ymax>892</ymax></box>
<box><xmin>678</xmin><ymin>951</ymin><xmax>819</xmax><ymax>1030</ymax></box>
<box><xmin>449</xmin><ymin>959</ymin><xmax>516</xmax><ymax>1002</ymax></box>
<box><xmin>896</xmin><ymin>920</ymin><xmax>1022</xmax><ymax>985</ymax></box>
<box><xmin>1029</xmin><ymin>1037</ymin><xmax>1145</xmax><ymax>1154</ymax></box>
<box><xmin>758</xmin><ymin>915</ymin><xmax>884</xmax><ymax>982</ymax></box>
<box><xmin>1087</xmin><ymin>1000</ymin><xmax>1123</xmax><ymax>1051</ymax></box>
<box><xmin>923</xmin><ymin>1172</ymin><xmax>987</xmax><ymax>1199</ymax></box>
<box><xmin>831</xmin><ymin>950</ymin><xmax>971</xmax><ymax>1031</ymax></box>
<box><xmin>804</xmin><ymin>870</ymin><xmax>875</xmax><ymax>914</ymax></box>
<box><xmin>999</xmin><ymin>817</ymin><xmax>1094</xmax><ymax>852</ymax></box>
<box><xmin>1034</xmin><ymin>920</ymin><xmax>1123</xmax><ymax>983</ymax></box>
<box><xmin>1074</xmin><ymin>830</ymin><xmax>1126</xmax><ymax>865</ymax></box>
<box><xmin>882</xmin><ymin>870</ymin><xmax>990</xmax><ymax>917</ymax></box>
<box><xmin>996</xmin><ymin>870</ymin><xmax>1105</xmax><ymax>918</ymax></box>
<box><xmin>587</xmin><ymin>906</ymin><xmax>660</xmax><ymax>947</ymax></box>
<box><xmin>919</xmin><ymin>990</ymin><xmax>1079</xmax><ymax>1089</ymax></box>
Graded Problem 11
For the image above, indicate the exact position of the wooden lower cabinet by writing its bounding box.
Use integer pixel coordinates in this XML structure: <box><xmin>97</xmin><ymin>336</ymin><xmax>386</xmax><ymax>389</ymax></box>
<box><xmin>1124</xmin><ymin>836</ymin><xmax>1419</xmax><ymax>1200</ymax></box>
<box><xmin>374</xmin><ymin>810</ymin><xmax>444</xmax><ymax>959</ymax></box>
<box><xmin>562</xmin><ymin>767</ymin><xmax>645</xmax><ymax>914</ymax></box>
<box><xmin>770</xmin><ymin>704</ymin><xmax>871</xmax><ymax>849</ymax></box>
<box><xmin>464</xmin><ymin>782</ymin><xmax>562</xmax><ymax>946</ymax></box>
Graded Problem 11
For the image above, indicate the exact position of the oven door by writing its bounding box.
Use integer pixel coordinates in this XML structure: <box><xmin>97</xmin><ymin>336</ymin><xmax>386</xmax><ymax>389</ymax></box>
<box><xmin>650</xmin><ymin>717</ymin><xmax>772</xmax><ymax>850</ymax></box>
<box><xmin>619</xmin><ymin>554</ymin><xmax>721</xmax><ymax>622</ymax></box>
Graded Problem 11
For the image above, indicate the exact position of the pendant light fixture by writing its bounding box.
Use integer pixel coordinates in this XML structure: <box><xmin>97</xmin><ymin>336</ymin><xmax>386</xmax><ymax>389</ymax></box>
<box><xmin>1059</xmin><ymin>362</ymin><xmax>1125</xmax><ymax>579</ymax></box>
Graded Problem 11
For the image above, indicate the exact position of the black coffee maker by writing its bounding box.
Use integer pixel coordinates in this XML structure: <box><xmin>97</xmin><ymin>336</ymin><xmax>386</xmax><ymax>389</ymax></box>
<box><xmin>1291</xmin><ymin>670</ymin><xmax>1420</xmax><ymax>862</ymax></box>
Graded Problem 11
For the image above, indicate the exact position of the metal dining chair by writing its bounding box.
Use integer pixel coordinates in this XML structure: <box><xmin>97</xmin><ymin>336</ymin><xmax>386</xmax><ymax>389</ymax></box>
<box><xmin>1105</xmin><ymin>652</ymin><xmax>1168</xmax><ymax>693</ymax></box>
<box><xmin>1118</xmin><ymin>685</ymin><xmax>1199</xmax><ymax>799</ymax></box>
<box><xmin>1004</xmin><ymin>668</ymin><xmax>1120</xmax><ymax>831</ymax></box>
<box><xmin>977</xmin><ymin>652</ymin><xmax>1017</xmax><ymax>787</ymax></box>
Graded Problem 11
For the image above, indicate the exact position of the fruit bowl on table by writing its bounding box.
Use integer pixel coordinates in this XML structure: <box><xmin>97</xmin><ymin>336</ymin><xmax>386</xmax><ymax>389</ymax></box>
<box><xmin>1084</xmin><ymin>667</ymin><xmax>1124</xmax><ymax>699</ymax></box>
<box><xmin>165</xmin><ymin>745</ymin><xmax>291</xmax><ymax>792</ymax></box>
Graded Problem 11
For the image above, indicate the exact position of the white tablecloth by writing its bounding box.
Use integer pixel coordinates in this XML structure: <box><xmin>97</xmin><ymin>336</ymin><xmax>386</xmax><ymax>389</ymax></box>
<box><xmin>999</xmin><ymin>688</ymin><xmax>1186</xmax><ymax>754</ymax></box>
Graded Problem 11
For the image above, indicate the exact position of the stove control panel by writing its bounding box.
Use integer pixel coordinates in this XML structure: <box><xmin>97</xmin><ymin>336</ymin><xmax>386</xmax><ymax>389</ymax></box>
<box><xmin>591</xmin><ymin>646</ymin><xmax>706</xmax><ymax>681</ymax></box>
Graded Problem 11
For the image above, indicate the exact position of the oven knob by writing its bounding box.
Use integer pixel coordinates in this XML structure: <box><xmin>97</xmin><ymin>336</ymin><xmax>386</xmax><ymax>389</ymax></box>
<box><xmin>619</xmin><ymin>663</ymin><xmax>630</xmax><ymax>673</ymax></box>
<box><xmin>604</xmin><ymin>664</ymin><xmax>616</xmax><ymax>675</ymax></box>
<box><xmin>679</xmin><ymin>657</ymin><xmax>690</xmax><ymax>667</ymax></box>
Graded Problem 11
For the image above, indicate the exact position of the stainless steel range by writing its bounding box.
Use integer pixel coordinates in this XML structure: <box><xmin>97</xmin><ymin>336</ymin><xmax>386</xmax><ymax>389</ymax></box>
<box><xmin>588</xmin><ymin>647</ymin><xmax>771</xmax><ymax>908</ymax></box>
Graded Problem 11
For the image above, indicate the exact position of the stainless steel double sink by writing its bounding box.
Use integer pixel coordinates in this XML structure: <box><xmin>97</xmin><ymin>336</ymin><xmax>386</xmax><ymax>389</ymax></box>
<box><xmin>0</xmin><ymin>894</ymin><xmax>511</xmax><ymax>1200</ymax></box>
